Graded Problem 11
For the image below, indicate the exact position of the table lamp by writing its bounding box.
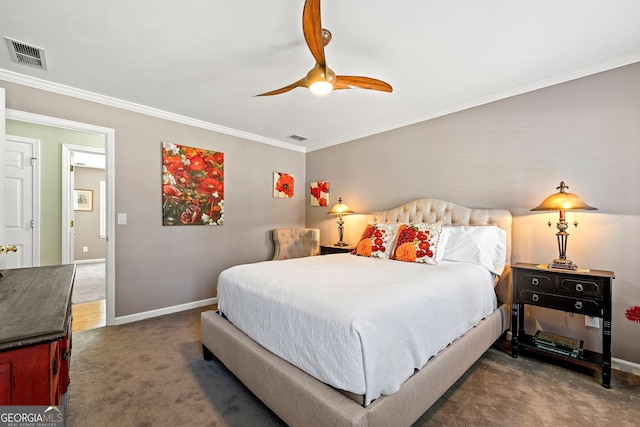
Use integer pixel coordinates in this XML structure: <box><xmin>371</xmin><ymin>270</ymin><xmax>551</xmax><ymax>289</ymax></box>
<box><xmin>327</xmin><ymin>197</ymin><xmax>354</xmax><ymax>246</ymax></box>
<box><xmin>531</xmin><ymin>181</ymin><xmax>597</xmax><ymax>270</ymax></box>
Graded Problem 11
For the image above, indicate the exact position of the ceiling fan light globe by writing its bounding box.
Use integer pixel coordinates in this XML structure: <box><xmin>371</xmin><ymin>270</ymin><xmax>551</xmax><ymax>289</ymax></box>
<box><xmin>306</xmin><ymin>65</ymin><xmax>335</xmax><ymax>96</ymax></box>
<box><xmin>309</xmin><ymin>80</ymin><xmax>334</xmax><ymax>96</ymax></box>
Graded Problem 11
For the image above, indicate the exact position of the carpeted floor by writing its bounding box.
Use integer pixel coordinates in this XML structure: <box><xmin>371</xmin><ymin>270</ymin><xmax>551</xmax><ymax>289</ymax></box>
<box><xmin>72</xmin><ymin>262</ymin><xmax>105</xmax><ymax>304</ymax></box>
<box><xmin>68</xmin><ymin>307</ymin><xmax>640</xmax><ymax>427</ymax></box>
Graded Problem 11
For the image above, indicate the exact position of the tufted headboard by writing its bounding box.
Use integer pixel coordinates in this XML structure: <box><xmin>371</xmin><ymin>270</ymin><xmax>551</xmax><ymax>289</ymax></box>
<box><xmin>369</xmin><ymin>198</ymin><xmax>512</xmax><ymax>264</ymax></box>
<box><xmin>369</xmin><ymin>198</ymin><xmax>513</xmax><ymax>305</ymax></box>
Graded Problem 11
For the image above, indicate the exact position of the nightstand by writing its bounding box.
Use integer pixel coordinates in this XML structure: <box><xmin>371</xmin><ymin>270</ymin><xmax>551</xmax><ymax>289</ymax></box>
<box><xmin>511</xmin><ymin>262</ymin><xmax>615</xmax><ymax>388</ymax></box>
<box><xmin>320</xmin><ymin>244</ymin><xmax>355</xmax><ymax>255</ymax></box>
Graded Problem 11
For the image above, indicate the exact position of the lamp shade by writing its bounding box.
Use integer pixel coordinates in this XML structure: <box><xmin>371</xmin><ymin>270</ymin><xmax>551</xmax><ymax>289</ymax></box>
<box><xmin>327</xmin><ymin>198</ymin><xmax>354</xmax><ymax>216</ymax></box>
<box><xmin>531</xmin><ymin>181</ymin><xmax>597</xmax><ymax>212</ymax></box>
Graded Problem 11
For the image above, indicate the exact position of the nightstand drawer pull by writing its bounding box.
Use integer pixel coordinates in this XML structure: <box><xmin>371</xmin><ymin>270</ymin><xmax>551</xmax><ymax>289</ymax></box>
<box><xmin>561</xmin><ymin>279</ymin><xmax>601</xmax><ymax>296</ymax></box>
<box><xmin>521</xmin><ymin>274</ymin><xmax>552</xmax><ymax>290</ymax></box>
<box><xmin>575</xmin><ymin>301</ymin><xmax>583</xmax><ymax>310</ymax></box>
<box><xmin>532</xmin><ymin>294</ymin><xmax>539</xmax><ymax>302</ymax></box>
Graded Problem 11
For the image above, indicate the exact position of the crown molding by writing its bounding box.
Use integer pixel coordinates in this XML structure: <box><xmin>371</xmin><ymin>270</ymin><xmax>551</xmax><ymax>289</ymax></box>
<box><xmin>304</xmin><ymin>53</ymin><xmax>640</xmax><ymax>152</ymax></box>
<box><xmin>0</xmin><ymin>68</ymin><xmax>305</xmax><ymax>153</ymax></box>
<box><xmin>4</xmin><ymin>52</ymin><xmax>639</xmax><ymax>155</ymax></box>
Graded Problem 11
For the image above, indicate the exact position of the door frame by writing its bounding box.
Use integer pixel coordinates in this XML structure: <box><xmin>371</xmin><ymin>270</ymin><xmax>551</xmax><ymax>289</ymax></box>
<box><xmin>6</xmin><ymin>108</ymin><xmax>116</xmax><ymax>326</ymax></box>
<box><xmin>61</xmin><ymin>144</ymin><xmax>105</xmax><ymax>265</ymax></box>
<box><xmin>0</xmin><ymin>88</ymin><xmax>5</xmax><ymax>269</ymax></box>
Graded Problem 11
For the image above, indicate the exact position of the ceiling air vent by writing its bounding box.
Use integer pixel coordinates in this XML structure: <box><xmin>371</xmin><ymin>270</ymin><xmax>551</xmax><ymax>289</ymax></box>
<box><xmin>287</xmin><ymin>134</ymin><xmax>307</xmax><ymax>142</ymax></box>
<box><xmin>5</xmin><ymin>37</ymin><xmax>48</xmax><ymax>70</ymax></box>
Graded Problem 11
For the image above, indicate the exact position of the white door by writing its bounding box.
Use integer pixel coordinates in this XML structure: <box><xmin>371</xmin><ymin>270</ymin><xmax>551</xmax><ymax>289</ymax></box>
<box><xmin>4</xmin><ymin>135</ymin><xmax>39</xmax><ymax>268</ymax></box>
<box><xmin>62</xmin><ymin>146</ymin><xmax>76</xmax><ymax>264</ymax></box>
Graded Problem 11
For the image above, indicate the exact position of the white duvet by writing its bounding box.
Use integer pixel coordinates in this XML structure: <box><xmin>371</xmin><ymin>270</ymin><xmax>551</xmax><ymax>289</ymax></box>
<box><xmin>218</xmin><ymin>254</ymin><xmax>497</xmax><ymax>406</ymax></box>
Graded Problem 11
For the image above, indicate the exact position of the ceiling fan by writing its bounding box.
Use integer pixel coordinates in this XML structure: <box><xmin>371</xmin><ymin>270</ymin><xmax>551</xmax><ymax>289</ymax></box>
<box><xmin>256</xmin><ymin>0</ymin><xmax>392</xmax><ymax>97</ymax></box>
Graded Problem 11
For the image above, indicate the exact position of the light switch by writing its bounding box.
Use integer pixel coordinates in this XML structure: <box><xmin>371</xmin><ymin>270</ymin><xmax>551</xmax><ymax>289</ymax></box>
<box><xmin>117</xmin><ymin>213</ymin><xmax>127</xmax><ymax>225</ymax></box>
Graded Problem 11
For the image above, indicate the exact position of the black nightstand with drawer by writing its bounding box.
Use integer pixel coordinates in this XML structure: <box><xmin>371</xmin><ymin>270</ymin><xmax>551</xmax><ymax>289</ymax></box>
<box><xmin>511</xmin><ymin>262</ymin><xmax>615</xmax><ymax>387</ymax></box>
<box><xmin>320</xmin><ymin>245</ymin><xmax>355</xmax><ymax>255</ymax></box>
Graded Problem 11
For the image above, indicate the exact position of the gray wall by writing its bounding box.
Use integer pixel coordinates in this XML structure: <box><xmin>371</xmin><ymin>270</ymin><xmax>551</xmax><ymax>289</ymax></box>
<box><xmin>1</xmin><ymin>80</ymin><xmax>306</xmax><ymax>317</ymax></box>
<box><xmin>74</xmin><ymin>166</ymin><xmax>106</xmax><ymax>261</ymax></box>
<box><xmin>306</xmin><ymin>62</ymin><xmax>640</xmax><ymax>364</ymax></box>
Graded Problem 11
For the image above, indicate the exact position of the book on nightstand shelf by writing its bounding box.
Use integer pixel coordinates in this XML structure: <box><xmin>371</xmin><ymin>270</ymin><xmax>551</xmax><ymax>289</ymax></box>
<box><xmin>533</xmin><ymin>331</ymin><xmax>584</xmax><ymax>358</ymax></box>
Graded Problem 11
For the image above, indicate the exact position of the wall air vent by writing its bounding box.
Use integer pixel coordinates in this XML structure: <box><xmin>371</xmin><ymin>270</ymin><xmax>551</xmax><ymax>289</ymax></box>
<box><xmin>5</xmin><ymin>37</ymin><xmax>48</xmax><ymax>70</ymax></box>
<box><xmin>287</xmin><ymin>134</ymin><xmax>307</xmax><ymax>142</ymax></box>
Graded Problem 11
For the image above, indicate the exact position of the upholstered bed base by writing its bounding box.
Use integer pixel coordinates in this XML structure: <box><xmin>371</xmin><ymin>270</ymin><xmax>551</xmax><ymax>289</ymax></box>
<box><xmin>201</xmin><ymin>304</ymin><xmax>508</xmax><ymax>427</ymax></box>
<box><xmin>201</xmin><ymin>198</ymin><xmax>513</xmax><ymax>426</ymax></box>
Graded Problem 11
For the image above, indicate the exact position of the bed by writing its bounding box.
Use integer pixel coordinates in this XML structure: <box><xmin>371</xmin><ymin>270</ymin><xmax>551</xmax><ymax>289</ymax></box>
<box><xmin>201</xmin><ymin>198</ymin><xmax>512</xmax><ymax>426</ymax></box>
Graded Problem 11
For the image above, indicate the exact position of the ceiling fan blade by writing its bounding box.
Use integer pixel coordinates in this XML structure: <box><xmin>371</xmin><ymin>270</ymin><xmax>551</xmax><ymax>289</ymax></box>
<box><xmin>255</xmin><ymin>77</ymin><xmax>307</xmax><ymax>97</ymax></box>
<box><xmin>302</xmin><ymin>0</ymin><xmax>326</xmax><ymax>66</ymax></box>
<box><xmin>334</xmin><ymin>76</ymin><xmax>393</xmax><ymax>92</ymax></box>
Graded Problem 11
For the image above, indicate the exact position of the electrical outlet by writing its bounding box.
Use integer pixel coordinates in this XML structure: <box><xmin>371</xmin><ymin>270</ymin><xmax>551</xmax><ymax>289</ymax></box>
<box><xmin>82</xmin><ymin>246</ymin><xmax>89</xmax><ymax>253</ymax></box>
<box><xmin>585</xmin><ymin>316</ymin><xmax>600</xmax><ymax>328</ymax></box>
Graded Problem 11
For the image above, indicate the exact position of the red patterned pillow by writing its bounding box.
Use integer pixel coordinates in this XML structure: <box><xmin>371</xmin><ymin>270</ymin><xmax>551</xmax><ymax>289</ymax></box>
<box><xmin>351</xmin><ymin>223</ymin><xmax>401</xmax><ymax>259</ymax></box>
<box><xmin>390</xmin><ymin>220</ymin><xmax>445</xmax><ymax>264</ymax></box>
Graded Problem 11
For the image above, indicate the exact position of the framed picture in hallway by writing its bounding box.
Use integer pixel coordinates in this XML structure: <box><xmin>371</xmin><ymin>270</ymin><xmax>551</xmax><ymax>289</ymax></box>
<box><xmin>74</xmin><ymin>189</ymin><xmax>93</xmax><ymax>211</ymax></box>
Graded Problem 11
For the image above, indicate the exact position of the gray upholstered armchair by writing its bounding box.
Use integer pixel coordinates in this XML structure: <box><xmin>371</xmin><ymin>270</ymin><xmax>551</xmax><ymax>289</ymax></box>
<box><xmin>271</xmin><ymin>228</ymin><xmax>320</xmax><ymax>260</ymax></box>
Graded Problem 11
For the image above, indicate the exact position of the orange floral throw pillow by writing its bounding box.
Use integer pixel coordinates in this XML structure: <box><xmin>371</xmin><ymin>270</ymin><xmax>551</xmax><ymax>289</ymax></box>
<box><xmin>390</xmin><ymin>220</ymin><xmax>445</xmax><ymax>264</ymax></box>
<box><xmin>351</xmin><ymin>223</ymin><xmax>401</xmax><ymax>259</ymax></box>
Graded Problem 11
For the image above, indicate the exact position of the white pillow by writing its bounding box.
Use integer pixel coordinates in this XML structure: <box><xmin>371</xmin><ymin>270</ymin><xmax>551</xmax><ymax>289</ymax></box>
<box><xmin>441</xmin><ymin>226</ymin><xmax>506</xmax><ymax>274</ymax></box>
<box><xmin>435</xmin><ymin>226</ymin><xmax>450</xmax><ymax>262</ymax></box>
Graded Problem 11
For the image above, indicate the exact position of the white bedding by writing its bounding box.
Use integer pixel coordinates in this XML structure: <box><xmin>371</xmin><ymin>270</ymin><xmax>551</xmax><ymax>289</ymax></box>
<box><xmin>218</xmin><ymin>254</ymin><xmax>497</xmax><ymax>406</ymax></box>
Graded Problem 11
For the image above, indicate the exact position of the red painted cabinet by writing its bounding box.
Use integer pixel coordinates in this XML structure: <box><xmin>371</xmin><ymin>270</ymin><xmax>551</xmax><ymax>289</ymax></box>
<box><xmin>0</xmin><ymin>265</ymin><xmax>75</xmax><ymax>407</ymax></box>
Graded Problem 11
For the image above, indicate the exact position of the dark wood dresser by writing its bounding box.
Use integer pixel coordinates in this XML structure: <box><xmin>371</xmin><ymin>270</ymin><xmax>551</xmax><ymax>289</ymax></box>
<box><xmin>0</xmin><ymin>265</ymin><xmax>75</xmax><ymax>407</ymax></box>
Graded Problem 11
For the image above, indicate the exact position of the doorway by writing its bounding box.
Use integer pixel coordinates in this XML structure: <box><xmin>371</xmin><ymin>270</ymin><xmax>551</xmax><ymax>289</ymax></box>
<box><xmin>65</xmin><ymin>146</ymin><xmax>107</xmax><ymax>331</ymax></box>
<box><xmin>5</xmin><ymin>108</ymin><xmax>116</xmax><ymax>326</ymax></box>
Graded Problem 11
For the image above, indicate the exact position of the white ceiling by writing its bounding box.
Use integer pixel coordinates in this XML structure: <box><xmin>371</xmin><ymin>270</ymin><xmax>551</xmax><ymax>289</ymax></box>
<box><xmin>1</xmin><ymin>1</ymin><xmax>639</xmax><ymax>152</ymax></box>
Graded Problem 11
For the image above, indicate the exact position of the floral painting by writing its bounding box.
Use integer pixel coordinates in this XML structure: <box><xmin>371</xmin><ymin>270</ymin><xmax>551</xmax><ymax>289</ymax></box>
<box><xmin>310</xmin><ymin>181</ymin><xmax>329</xmax><ymax>206</ymax></box>
<box><xmin>273</xmin><ymin>172</ymin><xmax>294</xmax><ymax>198</ymax></box>
<box><xmin>162</xmin><ymin>142</ymin><xmax>224</xmax><ymax>226</ymax></box>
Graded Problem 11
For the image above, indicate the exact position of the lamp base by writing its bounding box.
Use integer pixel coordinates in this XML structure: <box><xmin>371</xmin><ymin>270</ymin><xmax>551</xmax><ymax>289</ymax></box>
<box><xmin>334</xmin><ymin>241</ymin><xmax>349</xmax><ymax>247</ymax></box>
<box><xmin>548</xmin><ymin>258</ymin><xmax>578</xmax><ymax>271</ymax></box>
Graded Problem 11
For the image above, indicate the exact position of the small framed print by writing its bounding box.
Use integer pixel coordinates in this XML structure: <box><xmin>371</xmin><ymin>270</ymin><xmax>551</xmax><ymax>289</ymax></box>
<box><xmin>310</xmin><ymin>181</ymin><xmax>329</xmax><ymax>206</ymax></box>
<box><xmin>273</xmin><ymin>172</ymin><xmax>294</xmax><ymax>198</ymax></box>
<box><xmin>74</xmin><ymin>189</ymin><xmax>93</xmax><ymax>211</ymax></box>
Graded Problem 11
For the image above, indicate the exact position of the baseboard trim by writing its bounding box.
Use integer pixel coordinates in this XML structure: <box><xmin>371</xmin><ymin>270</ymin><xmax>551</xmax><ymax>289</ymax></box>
<box><xmin>612</xmin><ymin>357</ymin><xmax>640</xmax><ymax>376</ymax></box>
<box><xmin>505</xmin><ymin>332</ymin><xmax>638</xmax><ymax>376</ymax></box>
<box><xmin>111</xmin><ymin>297</ymin><xmax>218</xmax><ymax>326</ymax></box>
<box><xmin>74</xmin><ymin>258</ymin><xmax>106</xmax><ymax>264</ymax></box>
